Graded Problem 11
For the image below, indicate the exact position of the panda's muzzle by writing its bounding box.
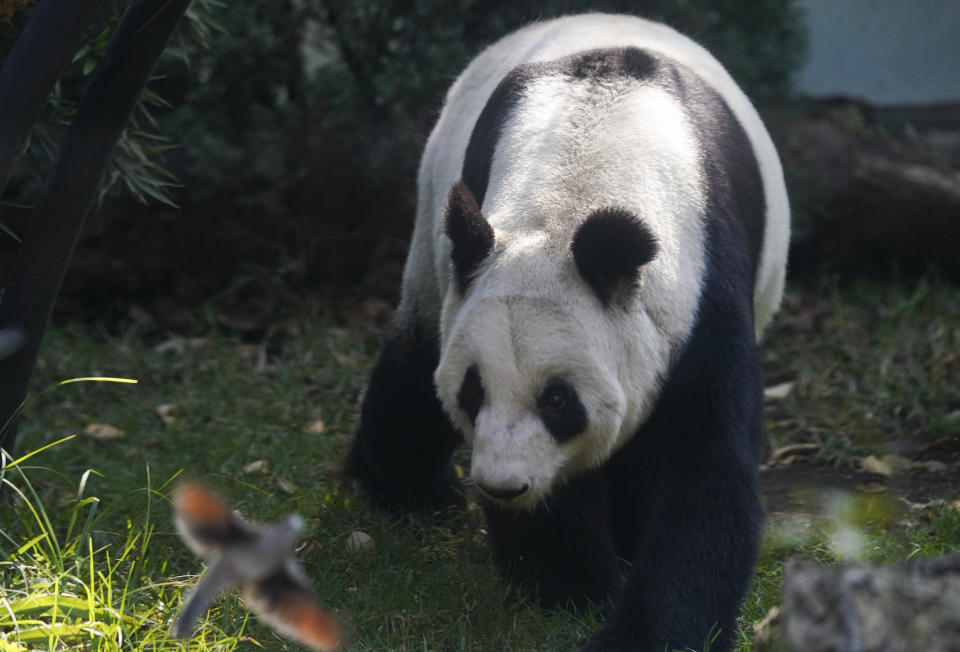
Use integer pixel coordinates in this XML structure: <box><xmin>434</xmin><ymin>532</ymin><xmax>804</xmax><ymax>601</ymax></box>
<box><xmin>476</xmin><ymin>482</ymin><xmax>529</xmax><ymax>502</ymax></box>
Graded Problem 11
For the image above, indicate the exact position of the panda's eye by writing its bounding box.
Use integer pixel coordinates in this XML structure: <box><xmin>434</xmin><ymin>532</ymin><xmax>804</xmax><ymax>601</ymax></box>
<box><xmin>543</xmin><ymin>386</ymin><xmax>569</xmax><ymax>412</ymax></box>
<box><xmin>537</xmin><ymin>378</ymin><xmax>587</xmax><ymax>443</ymax></box>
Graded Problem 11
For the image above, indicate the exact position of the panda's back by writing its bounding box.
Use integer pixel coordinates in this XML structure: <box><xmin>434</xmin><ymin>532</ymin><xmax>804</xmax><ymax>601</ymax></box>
<box><xmin>416</xmin><ymin>13</ymin><xmax>788</xmax><ymax>340</ymax></box>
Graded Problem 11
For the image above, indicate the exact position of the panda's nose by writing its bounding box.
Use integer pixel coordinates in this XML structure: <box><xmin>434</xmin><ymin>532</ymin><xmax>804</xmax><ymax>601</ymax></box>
<box><xmin>477</xmin><ymin>482</ymin><xmax>529</xmax><ymax>501</ymax></box>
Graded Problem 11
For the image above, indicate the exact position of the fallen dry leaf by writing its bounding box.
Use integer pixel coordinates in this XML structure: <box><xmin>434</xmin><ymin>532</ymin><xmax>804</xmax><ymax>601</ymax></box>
<box><xmin>295</xmin><ymin>539</ymin><xmax>320</xmax><ymax>560</ymax></box>
<box><xmin>912</xmin><ymin>460</ymin><xmax>948</xmax><ymax>473</ymax></box>
<box><xmin>770</xmin><ymin>443</ymin><xmax>820</xmax><ymax>464</ymax></box>
<box><xmin>242</xmin><ymin>460</ymin><xmax>269</xmax><ymax>474</ymax></box>
<box><xmin>346</xmin><ymin>531</ymin><xmax>375</xmax><ymax>554</ymax></box>
<box><xmin>153</xmin><ymin>403</ymin><xmax>178</xmax><ymax>426</ymax></box>
<box><xmin>153</xmin><ymin>336</ymin><xmax>209</xmax><ymax>355</ymax></box>
<box><xmin>84</xmin><ymin>423</ymin><xmax>125</xmax><ymax>440</ymax></box>
<box><xmin>858</xmin><ymin>453</ymin><xmax>912</xmax><ymax>476</ymax></box>
<box><xmin>861</xmin><ymin>455</ymin><xmax>892</xmax><ymax>476</ymax></box>
<box><xmin>274</xmin><ymin>477</ymin><xmax>297</xmax><ymax>494</ymax></box>
<box><xmin>752</xmin><ymin>605</ymin><xmax>781</xmax><ymax>645</ymax></box>
<box><xmin>763</xmin><ymin>381</ymin><xmax>795</xmax><ymax>400</ymax></box>
<box><xmin>306</xmin><ymin>418</ymin><xmax>326</xmax><ymax>434</ymax></box>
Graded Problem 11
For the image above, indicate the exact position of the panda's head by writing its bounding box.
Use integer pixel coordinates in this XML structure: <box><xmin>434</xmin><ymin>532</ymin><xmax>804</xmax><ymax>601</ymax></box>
<box><xmin>434</xmin><ymin>181</ymin><xmax>667</xmax><ymax>510</ymax></box>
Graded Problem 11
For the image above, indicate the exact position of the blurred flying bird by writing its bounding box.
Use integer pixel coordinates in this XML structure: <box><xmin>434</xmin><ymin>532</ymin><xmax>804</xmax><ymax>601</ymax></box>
<box><xmin>172</xmin><ymin>482</ymin><xmax>341</xmax><ymax>650</ymax></box>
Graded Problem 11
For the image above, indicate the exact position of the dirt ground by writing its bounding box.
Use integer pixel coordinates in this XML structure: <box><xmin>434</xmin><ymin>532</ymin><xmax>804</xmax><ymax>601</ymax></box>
<box><xmin>760</xmin><ymin>457</ymin><xmax>960</xmax><ymax>516</ymax></box>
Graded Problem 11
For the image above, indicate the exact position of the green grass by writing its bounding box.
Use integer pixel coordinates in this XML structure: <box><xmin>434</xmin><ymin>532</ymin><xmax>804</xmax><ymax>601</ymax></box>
<box><xmin>764</xmin><ymin>270</ymin><xmax>960</xmax><ymax>456</ymax></box>
<box><xmin>1</xmin><ymin>438</ymin><xmax>250</xmax><ymax>650</ymax></box>
<box><xmin>2</xmin><ymin>272</ymin><xmax>959</xmax><ymax>650</ymax></box>
<box><xmin>2</xmin><ymin>321</ymin><xmax>601</xmax><ymax>650</ymax></box>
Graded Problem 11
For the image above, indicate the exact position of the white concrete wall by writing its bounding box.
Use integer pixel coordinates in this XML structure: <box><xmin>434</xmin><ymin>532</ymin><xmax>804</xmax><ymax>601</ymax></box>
<box><xmin>796</xmin><ymin>0</ymin><xmax>960</xmax><ymax>105</ymax></box>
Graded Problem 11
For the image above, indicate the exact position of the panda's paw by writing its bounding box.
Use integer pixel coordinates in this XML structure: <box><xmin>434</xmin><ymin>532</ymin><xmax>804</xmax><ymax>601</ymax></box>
<box><xmin>417</xmin><ymin>470</ymin><xmax>468</xmax><ymax>515</ymax></box>
<box><xmin>352</xmin><ymin>477</ymin><xmax>465</xmax><ymax>515</ymax></box>
<box><xmin>356</xmin><ymin>477</ymin><xmax>465</xmax><ymax>514</ymax></box>
<box><xmin>342</xmin><ymin>445</ymin><xmax>465</xmax><ymax>513</ymax></box>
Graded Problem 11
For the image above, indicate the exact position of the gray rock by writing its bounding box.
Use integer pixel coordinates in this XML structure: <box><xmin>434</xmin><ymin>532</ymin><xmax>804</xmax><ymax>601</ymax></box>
<box><xmin>783</xmin><ymin>555</ymin><xmax>960</xmax><ymax>651</ymax></box>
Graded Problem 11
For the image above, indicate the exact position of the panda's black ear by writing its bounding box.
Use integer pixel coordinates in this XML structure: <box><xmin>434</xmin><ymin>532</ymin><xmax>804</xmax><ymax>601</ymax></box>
<box><xmin>571</xmin><ymin>208</ymin><xmax>658</xmax><ymax>306</ymax></box>
<box><xmin>445</xmin><ymin>181</ymin><xmax>495</xmax><ymax>294</ymax></box>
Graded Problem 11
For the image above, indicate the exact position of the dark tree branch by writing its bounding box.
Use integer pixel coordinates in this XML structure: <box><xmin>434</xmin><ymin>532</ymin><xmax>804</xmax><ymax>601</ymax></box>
<box><xmin>0</xmin><ymin>0</ymin><xmax>102</xmax><ymax>196</ymax></box>
<box><xmin>0</xmin><ymin>0</ymin><xmax>194</xmax><ymax>453</ymax></box>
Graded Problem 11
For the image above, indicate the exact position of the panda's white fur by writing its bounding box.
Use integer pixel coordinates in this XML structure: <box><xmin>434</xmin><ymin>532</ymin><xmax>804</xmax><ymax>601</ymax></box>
<box><xmin>433</xmin><ymin>86</ymin><xmax>706</xmax><ymax>508</ymax></box>
<box><xmin>401</xmin><ymin>13</ymin><xmax>788</xmax><ymax>341</ymax></box>
<box><xmin>398</xmin><ymin>14</ymin><xmax>790</xmax><ymax>508</ymax></box>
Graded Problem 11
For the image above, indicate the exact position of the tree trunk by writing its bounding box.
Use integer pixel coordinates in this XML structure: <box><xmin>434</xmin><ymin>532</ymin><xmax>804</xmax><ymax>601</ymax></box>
<box><xmin>0</xmin><ymin>0</ymin><xmax>193</xmax><ymax>453</ymax></box>
<box><xmin>0</xmin><ymin>0</ymin><xmax>102</xmax><ymax>195</ymax></box>
<box><xmin>773</xmin><ymin>100</ymin><xmax>960</xmax><ymax>278</ymax></box>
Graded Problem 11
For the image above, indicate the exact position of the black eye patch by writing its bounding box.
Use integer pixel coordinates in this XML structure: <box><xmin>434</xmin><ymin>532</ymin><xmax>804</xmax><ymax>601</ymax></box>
<box><xmin>457</xmin><ymin>364</ymin><xmax>485</xmax><ymax>425</ymax></box>
<box><xmin>537</xmin><ymin>377</ymin><xmax>587</xmax><ymax>443</ymax></box>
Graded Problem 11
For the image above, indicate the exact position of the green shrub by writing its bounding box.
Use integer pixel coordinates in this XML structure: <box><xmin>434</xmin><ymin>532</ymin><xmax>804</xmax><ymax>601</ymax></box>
<box><xmin>156</xmin><ymin>0</ymin><xmax>806</xmax><ymax>216</ymax></box>
<box><xmin>1</xmin><ymin>0</ymin><xmax>806</xmax><ymax>281</ymax></box>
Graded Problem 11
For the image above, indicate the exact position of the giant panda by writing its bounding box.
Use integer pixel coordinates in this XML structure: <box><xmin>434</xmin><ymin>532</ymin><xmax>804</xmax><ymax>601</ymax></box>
<box><xmin>344</xmin><ymin>13</ymin><xmax>789</xmax><ymax>652</ymax></box>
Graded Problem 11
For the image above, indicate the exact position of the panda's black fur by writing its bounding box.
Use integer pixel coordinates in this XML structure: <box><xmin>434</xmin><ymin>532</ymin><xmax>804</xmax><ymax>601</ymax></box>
<box><xmin>344</xmin><ymin>14</ymin><xmax>788</xmax><ymax>652</ymax></box>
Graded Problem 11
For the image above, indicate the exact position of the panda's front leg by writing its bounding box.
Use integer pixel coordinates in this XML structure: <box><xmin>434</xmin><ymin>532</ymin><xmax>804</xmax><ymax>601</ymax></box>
<box><xmin>482</xmin><ymin>470</ymin><xmax>621</xmax><ymax>612</ymax></box>
<box><xmin>585</xmin><ymin>443</ymin><xmax>762</xmax><ymax>652</ymax></box>
<box><xmin>585</xmin><ymin>330</ymin><xmax>765</xmax><ymax>651</ymax></box>
<box><xmin>342</xmin><ymin>317</ymin><xmax>465</xmax><ymax>512</ymax></box>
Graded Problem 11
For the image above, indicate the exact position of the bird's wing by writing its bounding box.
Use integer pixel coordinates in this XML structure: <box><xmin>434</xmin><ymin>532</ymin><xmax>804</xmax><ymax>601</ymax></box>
<box><xmin>172</xmin><ymin>557</ymin><xmax>236</xmax><ymax>639</ymax></box>
<box><xmin>242</xmin><ymin>559</ymin><xmax>341</xmax><ymax>651</ymax></box>
<box><xmin>174</xmin><ymin>481</ymin><xmax>260</xmax><ymax>557</ymax></box>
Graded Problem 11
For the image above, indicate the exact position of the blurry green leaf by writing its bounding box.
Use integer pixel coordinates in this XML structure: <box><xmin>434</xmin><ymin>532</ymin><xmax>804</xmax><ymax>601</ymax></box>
<box><xmin>71</xmin><ymin>45</ymin><xmax>90</xmax><ymax>63</ymax></box>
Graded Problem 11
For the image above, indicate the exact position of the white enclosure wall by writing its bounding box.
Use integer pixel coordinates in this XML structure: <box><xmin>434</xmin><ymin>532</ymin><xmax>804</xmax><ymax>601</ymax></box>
<box><xmin>795</xmin><ymin>0</ymin><xmax>960</xmax><ymax>105</ymax></box>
